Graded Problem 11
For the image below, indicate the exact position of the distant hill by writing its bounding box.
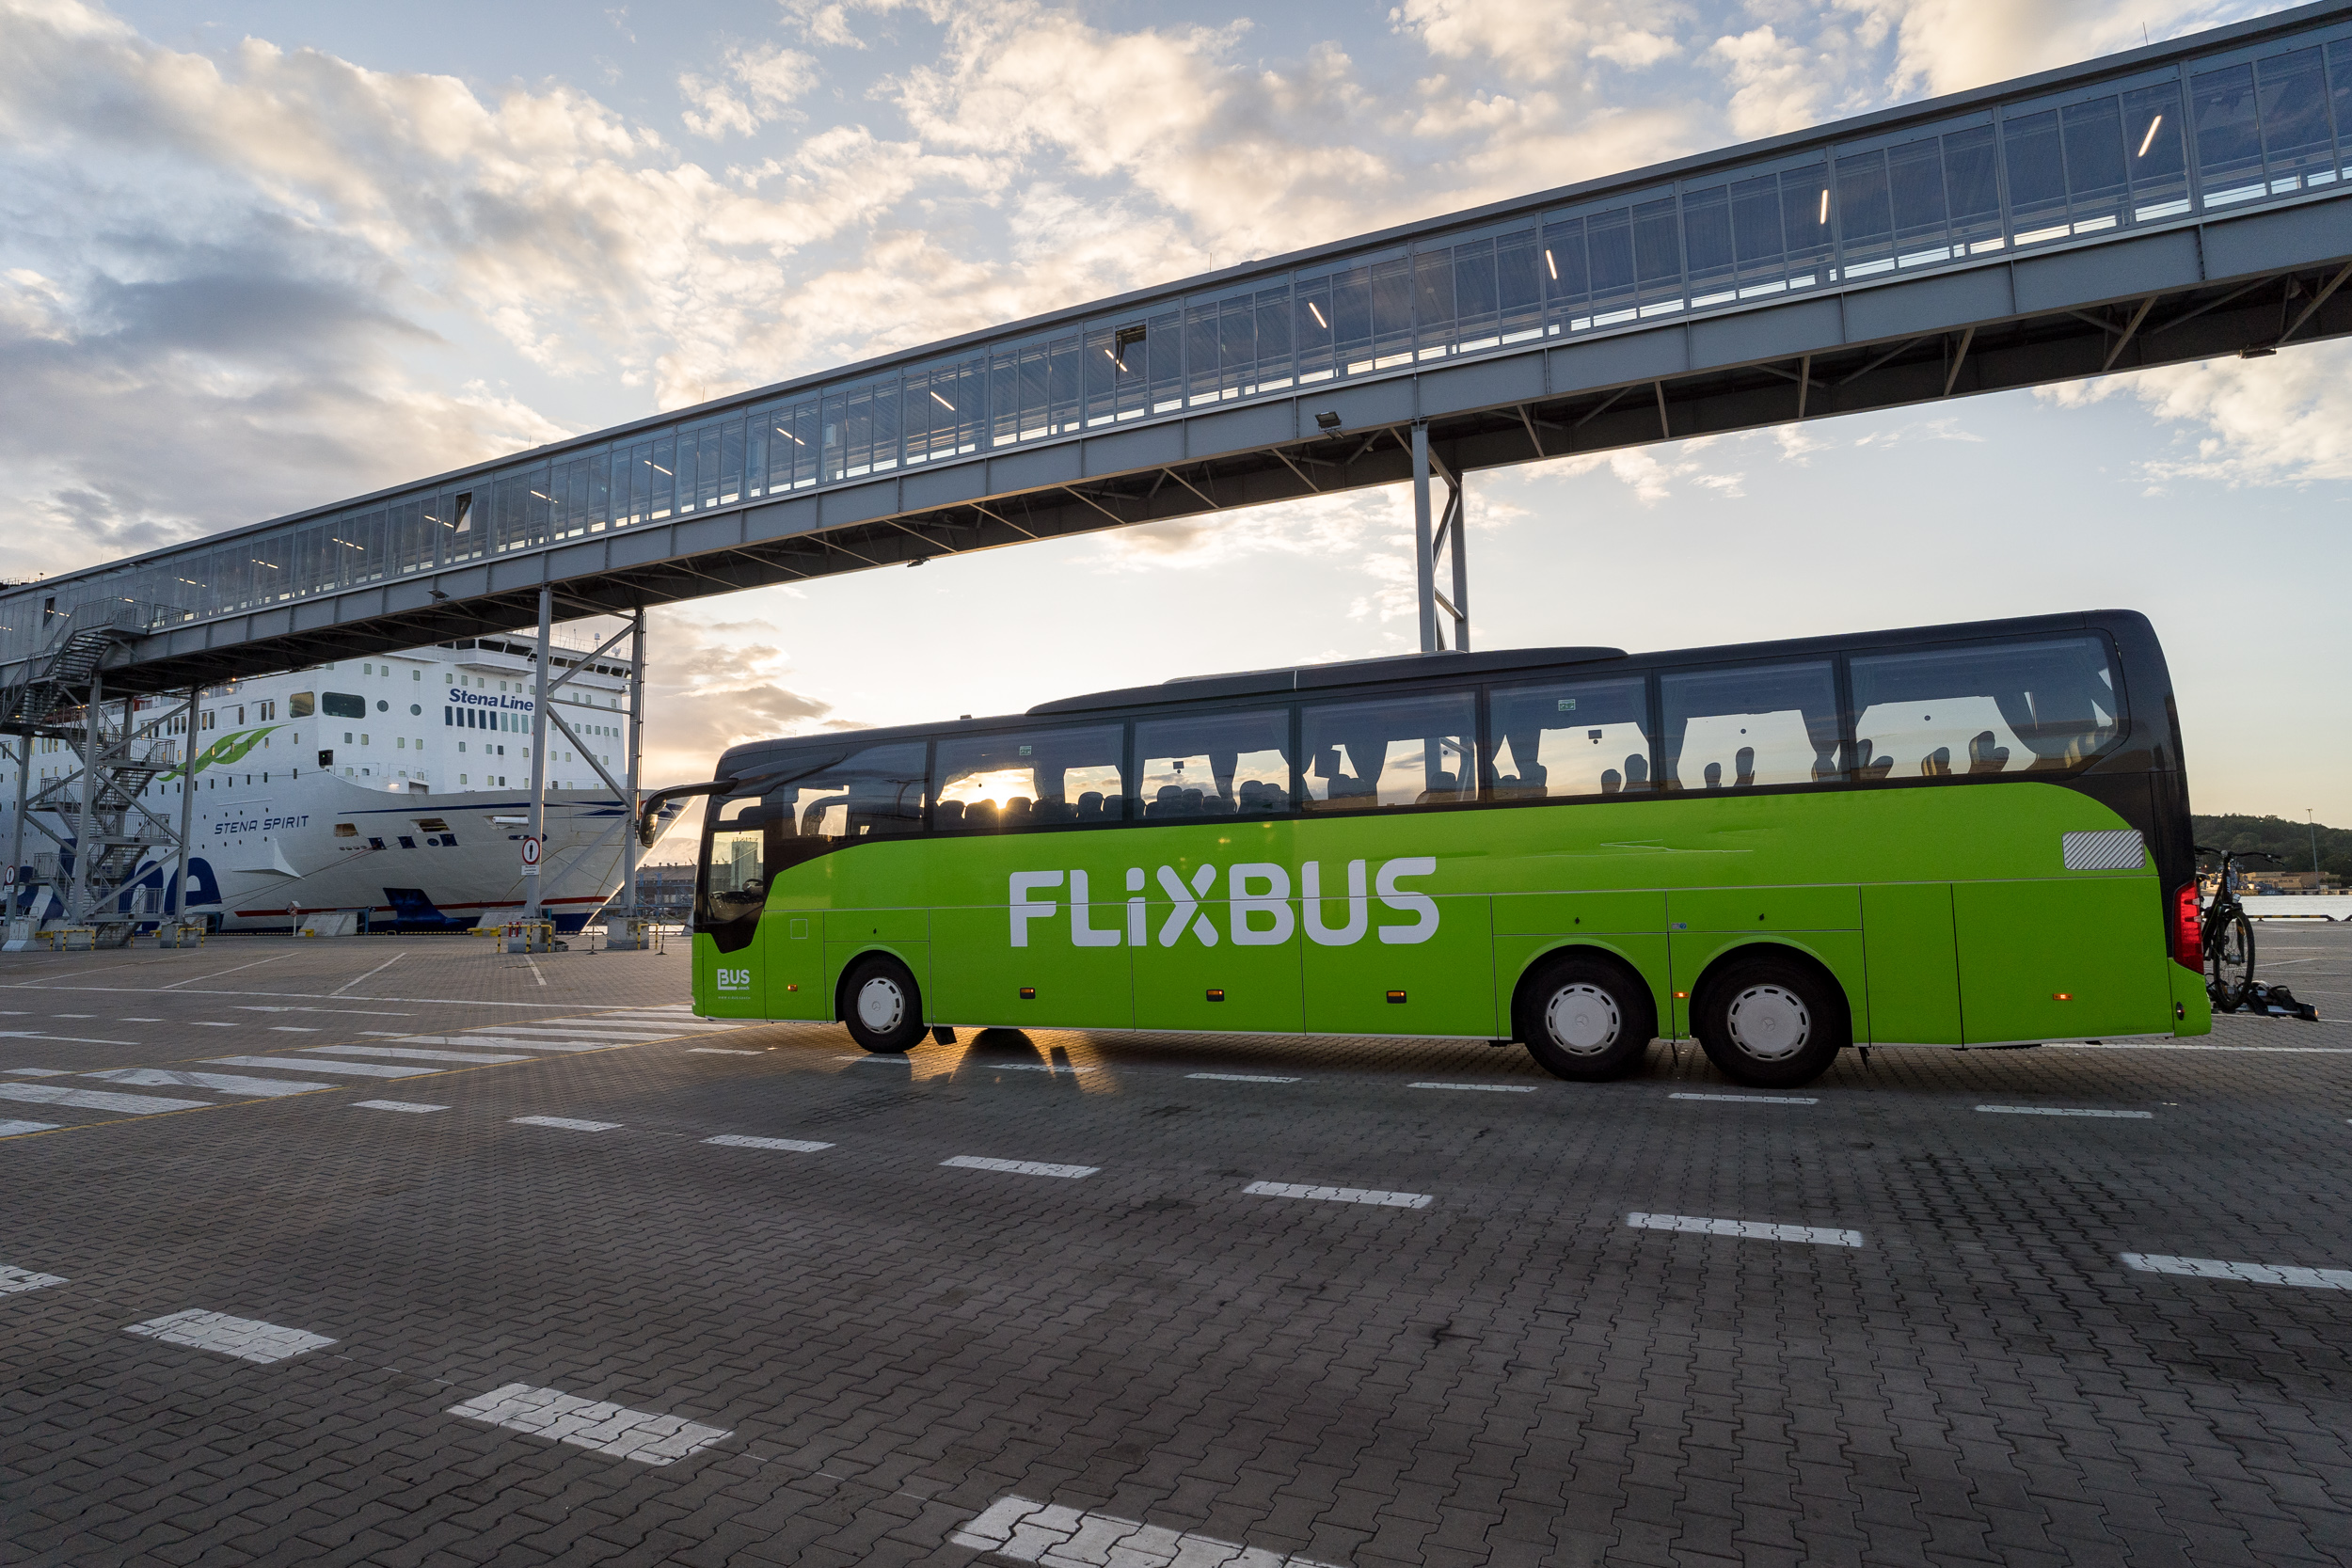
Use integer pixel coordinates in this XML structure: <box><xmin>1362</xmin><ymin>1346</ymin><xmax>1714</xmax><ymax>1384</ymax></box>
<box><xmin>2192</xmin><ymin>814</ymin><xmax>2349</xmax><ymax>879</ymax></box>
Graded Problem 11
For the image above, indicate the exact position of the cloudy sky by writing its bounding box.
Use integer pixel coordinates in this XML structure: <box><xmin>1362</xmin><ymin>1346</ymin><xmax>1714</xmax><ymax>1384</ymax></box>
<box><xmin>4</xmin><ymin>0</ymin><xmax>2346</xmax><ymax>846</ymax></box>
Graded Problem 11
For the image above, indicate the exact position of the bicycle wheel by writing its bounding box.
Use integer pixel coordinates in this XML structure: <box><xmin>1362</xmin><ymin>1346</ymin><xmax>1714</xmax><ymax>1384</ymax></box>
<box><xmin>2207</xmin><ymin>909</ymin><xmax>2255</xmax><ymax>1009</ymax></box>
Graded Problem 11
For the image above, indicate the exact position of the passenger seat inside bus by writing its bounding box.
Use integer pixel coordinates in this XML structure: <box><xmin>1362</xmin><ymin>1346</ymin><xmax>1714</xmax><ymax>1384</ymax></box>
<box><xmin>1967</xmin><ymin>731</ymin><xmax>2010</xmax><ymax>773</ymax></box>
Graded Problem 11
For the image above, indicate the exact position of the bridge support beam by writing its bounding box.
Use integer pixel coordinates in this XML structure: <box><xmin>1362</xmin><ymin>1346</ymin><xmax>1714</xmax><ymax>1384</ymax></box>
<box><xmin>524</xmin><ymin>584</ymin><xmax>551</xmax><ymax>927</ymax></box>
<box><xmin>1410</xmin><ymin>421</ymin><xmax>1470</xmax><ymax>654</ymax></box>
<box><xmin>622</xmin><ymin>608</ymin><xmax>644</xmax><ymax>931</ymax></box>
<box><xmin>172</xmin><ymin>684</ymin><xmax>198</xmax><ymax>926</ymax></box>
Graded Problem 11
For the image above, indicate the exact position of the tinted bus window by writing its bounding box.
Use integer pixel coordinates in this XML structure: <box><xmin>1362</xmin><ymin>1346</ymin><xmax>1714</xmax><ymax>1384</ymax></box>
<box><xmin>1301</xmin><ymin>690</ymin><xmax>1476</xmax><ymax>810</ymax></box>
<box><xmin>1135</xmin><ymin>709</ymin><xmax>1290</xmax><ymax>817</ymax></box>
<box><xmin>1489</xmin><ymin>675</ymin><xmax>1652</xmax><ymax>798</ymax></box>
<box><xmin>1661</xmin><ymin>662</ymin><xmax>1841</xmax><ymax>789</ymax></box>
<box><xmin>763</xmin><ymin>742</ymin><xmax>928</xmax><ymax>870</ymax></box>
<box><xmin>703</xmin><ymin>795</ymin><xmax>773</xmax><ymax>928</ymax></box>
<box><xmin>936</xmin><ymin>725</ymin><xmax>1124</xmax><ymax>830</ymax></box>
<box><xmin>1850</xmin><ymin>636</ymin><xmax>2120</xmax><ymax>779</ymax></box>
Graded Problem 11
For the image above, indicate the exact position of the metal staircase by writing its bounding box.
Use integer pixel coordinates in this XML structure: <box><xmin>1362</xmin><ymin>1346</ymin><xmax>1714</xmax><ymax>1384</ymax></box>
<box><xmin>1</xmin><ymin>602</ymin><xmax>183</xmax><ymax>942</ymax></box>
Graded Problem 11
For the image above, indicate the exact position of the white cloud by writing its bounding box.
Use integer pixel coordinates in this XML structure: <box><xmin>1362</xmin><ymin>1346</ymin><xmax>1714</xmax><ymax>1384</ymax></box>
<box><xmin>1393</xmin><ymin>0</ymin><xmax>1687</xmax><ymax>84</ymax></box>
<box><xmin>2044</xmin><ymin>340</ymin><xmax>2352</xmax><ymax>486</ymax></box>
<box><xmin>680</xmin><ymin>41</ymin><xmax>819</xmax><ymax>139</ymax></box>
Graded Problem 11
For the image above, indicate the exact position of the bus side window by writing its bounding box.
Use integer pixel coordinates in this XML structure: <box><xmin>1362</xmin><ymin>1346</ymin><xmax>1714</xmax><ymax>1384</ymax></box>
<box><xmin>1300</xmin><ymin>691</ymin><xmax>1477</xmax><ymax>810</ymax></box>
<box><xmin>1134</xmin><ymin>709</ymin><xmax>1292</xmax><ymax>818</ymax></box>
<box><xmin>1487</xmin><ymin>675</ymin><xmax>1651</xmax><ymax>799</ymax></box>
<box><xmin>934</xmin><ymin>725</ymin><xmax>1125</xmax><ymax>830</ymax></box>
<box><xmin>767</xmin><ymin>741</ymin><xmax>930</xmax><ymax>862</ymax></box>
<box><xmin>1848</xmin><ymin>636</ymin><xmax>2119</xmax><ymax>781</ymax></box>
<box><xmin>1660</xmin><ymin>662</ymin><xmax>1842</xmax><ymax>789</ymax></box>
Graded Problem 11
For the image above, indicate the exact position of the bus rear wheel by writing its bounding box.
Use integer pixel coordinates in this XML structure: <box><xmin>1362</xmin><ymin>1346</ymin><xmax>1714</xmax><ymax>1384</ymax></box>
<box><xmin>1692</xmin><ymin>954</ymin><xmax>1847</xmax><ymax>1088</ymax></box>
<box><xmin>843</xmin><ymin>956</ymin><xmax>927</xmax><ymax>1053</ymax></box>
<box><xmin>1516</xmin><ymin>952</ymin><xmax>1656</xmax><ymax>1081</ymax></box>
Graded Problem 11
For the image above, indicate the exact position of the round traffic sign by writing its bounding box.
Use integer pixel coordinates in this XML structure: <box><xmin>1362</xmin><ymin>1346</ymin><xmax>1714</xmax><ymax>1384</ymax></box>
<box><xmin>519</xmin><ymin>835</ymin><xmax>542</xmax><ymax>867</ymax></box>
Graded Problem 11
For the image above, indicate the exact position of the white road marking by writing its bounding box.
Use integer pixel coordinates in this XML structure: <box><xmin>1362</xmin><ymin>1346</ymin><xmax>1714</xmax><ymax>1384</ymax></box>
<box><xmin>689</xmin><ymin>1048</ymin><xmax>763</xmax><ymax>1055</ymax></box>
<box><xmin>478</xmin><ymin>1026</ymin><xmax>675</xmax><ymax>1040</ymax></box>
<box><xmin>524</xmin><ymin>956</ymin><xmax>548</xmax><ymax>988</ymax></box>
<box><xmin>1976</xmin><ymin>1104</ymin><xmax>2153</xmax><ymax>1118</ymax></box>
<box><xmin>1410</xmin><ymin>1082</ymin><xmax>1537</xmax><ymax>1093</ymax></box>
<box><xmin>159</xmin><ymin>954</ymin><xmax>288</xmax><ymax>990</ymax></box>
<box><xmin>0</xmin><ymin>1083</ymin><xmax>213</xmax><ymax>1114</ymax></box>
<box><xmin>0</xmin><ymin>1119</ymin><xmax>59</xmax><ymax>1135</ymax></box>
<box><xmin>0</xmin><ymin>1031</ymin><xmax>142</xmax><ymax>1046</ymax></box>
<box><xmin>330</xmin><ymin>951</ymin><xmax>405</xmax><ymax>996</ymax></box>
<box><xmin>310</xmin><ymin>1045</ymin><xmax>531</xmax><ymax>1065</ymax></box>
<box><xmin>968</xmin><ymin>1062</ymin><xmax>1095</xmax><ymax>1073</ymax></box>
<box><xmin>705</xmin><ymin>1134</ymin><xmax>833</xmax><ymax>1152</ymax></box>
<box><xmin>1245</xmin><ymin>1180</ymin><xmax>1432</xmax><ymax>1209</ymax></box>
<box><xmin>353</xmin><ymin>1101</ymin><xmax>449</xmax><ymax>1114</ymax></box>
<box><xmin>1672</xmin><ymin>1092</ymin><xmax>1820</xmax><ymax>1105</ymax></box>
<box><xmin>2122</xmin><ymin>1253</ymin><xmax>2352</xmax><ymax>1289</ymax></box>
<box><xmin>1186</xmin><ymin>1072</ymin><xmax>1301</xmax><ymax>1083</ymax></box>
<box><xmin>124</xmin><ymin>1308</ymin><xmax>334</xmax><ymax>1364</ymax></box>
<box><xmin>512</xmin><ymin>1116</ymin><xmax>619</xmax><ymax>1132</ymax></box>
<box><xmin>1627</xmin><ymin>1212</ymin><xmax>1864</xmax><ymax>1247</ymax></box>
<box><xmin>7</xmin><ymin>1068</ymin><xmax>72</xmax><ymax>1076</ymax></box>
<box><xmin>118</xmin><ymin>1017</ymin><xmax>162</xmax><ymax>1022</ymax></box>
<box><xmin>952</xmin><ymin>1494</ymin><xmax>1344</xmax><ymax>1567</ymax></box>
<box><xmin>206</xmin><ymin>1056</ymin><xmax>438</xmax><ymax>1080</ymax></box>
<box><xmin>86</xmin><ymin>1069</ymin><xmax>330</xmax><ymax>1097</ymax></box>
<box><xmin>191</xmin><ymin>1022</ymin><xmax>234</xmax><ymax>1028</ymax></box>
<box><xmin>1</xmin><ymin>1263</ymin><xmax>66</xmax><ymax>1293</ymax></box>
<box><xmin>446</xmin><ymin>1383</ymin><xmax>730</xmax><ymax>1465</ymax></box>
<box><xmin>266</xmin><ymin>1026</ymin><xmax>322</xmax><ymax>1033</ymax></box>
<box><xmin>398</xmin><ymin>1035</ymin><xmax>617</xmax><ymax>1053</ymax></box>
<box><xmin>942</xmin><ymin>1155</ymin><xmax>1100</xmax><ymax>1179</ymax></box>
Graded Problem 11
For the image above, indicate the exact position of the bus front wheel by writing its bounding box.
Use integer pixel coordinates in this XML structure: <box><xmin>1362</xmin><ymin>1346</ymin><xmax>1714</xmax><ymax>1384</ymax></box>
<box><xmin>1692</xmin><ymin>954</ymin><xmax>1848</xmax><ymax>1088</ymax></box>
<box><xmin>843</xmin><ymin>956</ymin><xmax>928</xmax><ymax>1053</ymax></box>
<box><xmin>1516</xmin><ymin>952</ymin><xmax>1656</xmax><ymax>1081</ymax></box>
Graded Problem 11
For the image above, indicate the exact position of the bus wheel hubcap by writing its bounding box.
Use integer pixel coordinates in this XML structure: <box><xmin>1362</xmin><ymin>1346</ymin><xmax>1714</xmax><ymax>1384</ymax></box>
<box><xmin>1726</xmin><ymin>984</ymin><xmax>1809</xmax><ymax>1061</ymax></box>
<box><xmin>1545</xmin><ymin>983</ymin><xmax>1620</xmax><ymax>1054</ymax></box>
<box><xmin>856</xmin><ymin>978</ymin><xmax>904</xmax><ymax>1032</ymax></box>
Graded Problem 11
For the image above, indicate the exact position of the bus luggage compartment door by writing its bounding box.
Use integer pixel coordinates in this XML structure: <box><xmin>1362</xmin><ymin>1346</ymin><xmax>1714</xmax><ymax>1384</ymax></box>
<box><xmin>1859</xmin><ymin>883</ymin><xmax>1963</xmax><ymax>1045</ymax></box>
<box><xmin>1952</xmin><ymin>879</ymin><xmax>2171</xmax><ymax>1045</ymax></box>
<box><xmin>1303</xmin><ymin>894</ymin><xmax>1493</xmax><ymax>1037</ymax></box>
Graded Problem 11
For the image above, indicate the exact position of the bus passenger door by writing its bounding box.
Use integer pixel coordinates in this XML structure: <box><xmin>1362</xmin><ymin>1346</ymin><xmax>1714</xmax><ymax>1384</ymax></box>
<box><xmin>693</xmin><ymin>794</ymin><xmax>773</xmax><ymax>1019</ymax></box>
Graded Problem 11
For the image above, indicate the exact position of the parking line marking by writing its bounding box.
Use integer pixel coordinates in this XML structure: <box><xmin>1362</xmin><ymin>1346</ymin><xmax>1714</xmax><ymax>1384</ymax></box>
<box><xmin>1185</xmin><ymin>1072</ymin><xmax>1300</xmax><ymax>1083</ymax></box>
<box><xmin>1245</xmin><ymin>1180</ymin><xmax>1432</xmax><ymax>1209</ymax></box>
<box><xmin>124</xmin><ymin>1308</ymin><xmax>334</xmax><ymax>1364</ymax></box>
<box><xmin>705</xmin><ymin>1134</ymin><xmax>833</xmax><ymax>1152</ymax></box>
<box><xmin>689</xmin><ymin>1048</ymin><xmax>763</xmax><ymax>1055</ymax></box>
<box><xmin>0</xmin><ymin>1119</ymin><xmax>60</xmax><ymax>1136</ymax></box>
<box><xmin>1671</xmin><ymin>1091</ymin><xmax>1820</xmax><ymax>1104</ymax></box>
<box><xmin>0</xmin><ymin>1083</ymin><xmax>214</xmax><ymax>1114</ymax></box>
<box><xmin>1977</xmin><ymin>1104</ymin><xmax>2153</xmax><ymax>1118</ymax></box>
<box><xmin>0</xmin><ymin>1030</ymin><xmax>143</xmax><ymax>1047</ymax></box>
<box><xmin>309</xmin><ymin>1045</ymin><xmax>532</xmax><ymax>1065</ymax></box>
<box><xmin>353</xmin><ymin>1101</ymin><xmax>450</xmax><ymax>1114</ymax></box>
<box><xmin>207</xmin><ymin>1055</ymin><xmax>439</xmax><ymax>1079</ymax></box>
<box><xmin>87</xmin><ymin>1068</ymin><xmax>332</xmax><ymax>1096</ymax></box>
<box><xmin>511</xmin><ymin>1116</ymin><xmax>620</xmax><ymax>1132</ymax></box>
<box><xmin>447</xmin><ymin>1382</ymin><xmax>731</xmax><ymax>1465</ymax></box>
<box><xmin>407</xmin><ymin>1036</ymin><xmax>618</xmax><ymax>1053</ymax></box>
<box><xmin>952</xmin><ymin>1494</ymin><xmax>1345</xmax><ymax>1567</ymax></box>
<box><xmin>968</xmin><ymin>1062</ymin><xmax>1096</xmax><ymax>1073</ymax></box>
<box><xmin>1410</xmin><ymin>1082</ymin><xmax>1537</xmax><ymax>1093</ymax></box>
<box><xmin>265</xmin><ymin>1026</ymin><xmax>321</xmax><ymax>1033</ymax></box>
<box><xmin>471</xmin><ymin>1025</ymin><xmax>677</xmax><ymax>1040</ymax></box>
<box><xmin>1627</xmin><ymin>1212</ymin><xmax>1864</xmax><ymax>1247</ymax></box>
<box><xmin>6</xmin><ymin>1067</ymin><xmax>72</xmax><ymax>1076</ymax></box>
<box><xmin>0</xmin><ymin>1263</ymin><xmax>66</xmax><ymax>1294</ymax></box>
<box><xmin>942</xmin><ymin>1155</ymin><xmax>1099</xmax><ymax>1179</ymax></box>
<box><xmin>2122</xmin><ymin>1253</ymin><xmax>2352</xmax><ymax>1289</ymax></box>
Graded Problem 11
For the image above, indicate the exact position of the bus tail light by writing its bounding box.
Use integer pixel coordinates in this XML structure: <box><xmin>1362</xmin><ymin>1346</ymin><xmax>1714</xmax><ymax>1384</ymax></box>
<box><xmin>2171</xmin><ymin>882</ymin><xmax>2201</xmax><ymax>970</ymax></box>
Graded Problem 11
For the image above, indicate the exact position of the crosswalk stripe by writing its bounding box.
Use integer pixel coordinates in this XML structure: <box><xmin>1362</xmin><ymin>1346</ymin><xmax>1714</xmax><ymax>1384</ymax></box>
<box><xmin>386</xmin><ymin>1035</ymin><xmax>618</xmax><ymax>1053</ymax></box>
<box><xmin>308</xmin><ymin>1045</ymin><xmax>531</xmax><ymax>1065</ymax></box>
<box><xmin>207</xmin><ymin>1056</ymin><xmax>439</xmax><ymax>1080</ymax></box>
<box><xmin>85</xmin><ymin>1069</ymin><xmax>330</xmax><ymax>1097</ymax></box>
<box><xmin>473</xmin><ymin>1025</ymin><xmax>676</xmax><ymax>1040</ymax></box>
<box><xmin>0</xmin><ymin>1119</ymin><xmax>60</xmax><ymax>1135</ymax></box>
<box><xmin>0</xmin><ymin>1082</ymin><xmax>214</xmax><ymax>1114</ymax></box>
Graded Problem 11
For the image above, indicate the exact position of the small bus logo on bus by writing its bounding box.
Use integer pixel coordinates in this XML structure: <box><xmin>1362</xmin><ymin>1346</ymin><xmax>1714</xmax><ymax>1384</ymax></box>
<box><xmin>715</xmin><ymin>966</ymin><xmax>753</xmax><ymax>992</ymax></box>
<box><xmin>1009</xmin><ymin>859</ymin><xmax>1438</xmax><ymax>949</ymax></box>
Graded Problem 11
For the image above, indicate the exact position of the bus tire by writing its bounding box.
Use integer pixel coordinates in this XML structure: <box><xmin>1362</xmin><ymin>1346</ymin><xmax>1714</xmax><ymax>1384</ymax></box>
<box><xmin>842</xmin><ymin>955</ymin><xmax>927</xmax><ymax>1053</ymax></box>
<box><xmin>1692</xmin><ymin>952</ymin><xmax>1847</xmax><ymax>1088</ymax></box>
<box><xmin>1515</xmin><ymin>951</ymin><xmax>1656</xmax><ymax>1081</ymax></box>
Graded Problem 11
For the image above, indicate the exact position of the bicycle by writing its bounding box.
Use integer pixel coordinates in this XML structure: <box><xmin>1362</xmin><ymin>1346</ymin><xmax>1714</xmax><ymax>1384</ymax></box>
<box><xmin>2195</xmin><ymin>845</ymin><xmax>2320</xmax><ymax>1020</ymax></box>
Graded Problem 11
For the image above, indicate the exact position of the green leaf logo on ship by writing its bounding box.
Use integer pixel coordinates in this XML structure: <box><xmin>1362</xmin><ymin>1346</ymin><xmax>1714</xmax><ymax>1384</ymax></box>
<box><xmin>159</xmin><ymin>725</ymin><xmax>280</xmax><ymax>783</ymax></box>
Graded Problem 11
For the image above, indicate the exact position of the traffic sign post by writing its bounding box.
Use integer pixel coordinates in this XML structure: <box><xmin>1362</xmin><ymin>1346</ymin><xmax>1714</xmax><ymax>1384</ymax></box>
<box><xmin>520</xmin><ymin>835</ymin><xmax>542</xmax><ymax>874</ymax></box>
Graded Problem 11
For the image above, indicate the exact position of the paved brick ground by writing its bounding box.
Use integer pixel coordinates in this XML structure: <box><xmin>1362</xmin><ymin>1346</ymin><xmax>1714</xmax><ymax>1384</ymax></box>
<box><xmin>4</xmin><ymin>927</ymin><xmax>2351</xmax><ymax>1566</ymax></box>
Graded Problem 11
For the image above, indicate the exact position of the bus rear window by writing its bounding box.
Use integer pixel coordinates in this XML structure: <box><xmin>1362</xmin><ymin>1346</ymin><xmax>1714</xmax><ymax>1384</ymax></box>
<box><xmin>1661</xmin><ymin>662</ymin><xmax>1841</xmax><ymax>789</ymax></box>
<box><xmin>1850</xmin><ymin>636</ymin><xmax>2119</xmax><ymax>779</ymax></box>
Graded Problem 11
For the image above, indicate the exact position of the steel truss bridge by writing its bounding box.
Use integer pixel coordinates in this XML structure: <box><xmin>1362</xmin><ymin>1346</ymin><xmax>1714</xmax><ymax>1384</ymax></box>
<box><xmin>5</xmin><ymin>1</ymin><xmax>2352</xmax><ymax>929</ymax></box>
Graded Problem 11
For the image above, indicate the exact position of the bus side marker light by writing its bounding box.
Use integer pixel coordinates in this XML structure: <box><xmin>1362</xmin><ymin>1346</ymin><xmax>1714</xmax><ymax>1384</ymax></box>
<box><xmin>1386</xmin><ymin>990</ymin><xmax>1407</xmax><ymax>1004</ymax></box>
<box><xmin>1673</xmin><ymin>990</ymin><xmax>1689</xmax><ymax>1000</ymax></box>
<box><xmin>785</xmin><ymin>983</ymin><xmax>798</xmax><ymax>992</ymax></box>
<box><xmin>1019</xmin><ymin>988</ymin><xmax>1036</xmax><ymax>1000</ymax></box>
<box><xmin>2053</xmin><ymin>992</ymin><xmax>2073</xmax><ymax>1001</ymax></box>
<box><xmin>1205</xmin><ymin>989</ymin><xmax>1225</xmax><ymax>1003</ymax></box>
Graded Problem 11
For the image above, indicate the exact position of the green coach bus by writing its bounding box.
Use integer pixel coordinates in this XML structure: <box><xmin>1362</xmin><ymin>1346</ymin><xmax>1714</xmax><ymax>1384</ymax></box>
<box><xmin>661</xmin><ymin>610</ymin><xmax>2206</xmax><ymax>1088</ymax></box>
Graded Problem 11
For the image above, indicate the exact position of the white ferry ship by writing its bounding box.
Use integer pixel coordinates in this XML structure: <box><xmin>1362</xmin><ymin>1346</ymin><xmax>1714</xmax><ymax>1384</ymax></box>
<box><xmin>5</xmin><ymin>631</ymin><xmax>671</xmax><ymax>933</ymax></box>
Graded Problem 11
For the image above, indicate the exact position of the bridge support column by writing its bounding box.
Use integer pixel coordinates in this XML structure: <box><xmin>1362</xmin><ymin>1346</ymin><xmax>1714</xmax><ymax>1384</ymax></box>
<box><xmin>172</xmin><ymin>685</ymin><xmax>198</xmax><ymax>926</ymax></box>
<box><xmin>1409</xmin><ymin>421</ymin><xmax>1470</xmax><ymax>654</ymax></box>
<box><xmin>524</xmin><ymin>584</ymin><xmax>551</xmax><ymax>926</ymax></box>
<box><xmin>70</xmin><ymin>673</ymin><xmax>101</xmax><ymax>926</ymax></box>
<box><xmin>7</xmin><ymin>730</ymin><xmax>24</xmax><ymax>919</ymax></box>
<box><xmin>622</xmin><ymin>608</ymin><xmax>644</xmax><ymax>928</ymax></box>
